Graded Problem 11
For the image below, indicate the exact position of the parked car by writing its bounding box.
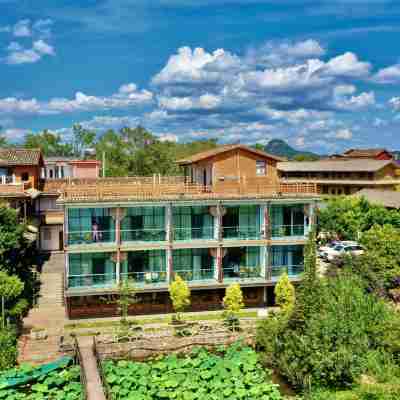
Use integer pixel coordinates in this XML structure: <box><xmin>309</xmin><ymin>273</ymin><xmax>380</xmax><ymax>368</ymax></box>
<box><xmin>325</xmin><ymin>243</ymin><xmax>364</xmax><ymax>262</ymax></box>
<box><xmin>318</xmin><ymin>241</ymin><xmax>341</xmax><ymax>258</ymax></box>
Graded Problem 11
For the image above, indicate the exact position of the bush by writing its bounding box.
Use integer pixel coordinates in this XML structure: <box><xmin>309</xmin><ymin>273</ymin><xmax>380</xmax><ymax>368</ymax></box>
<box><xmin>0</xmin><ymin>326</ymin><xmax>18</xmax><ymax>370</ymax></box>
<box><xmin>274</xmin><ymin>273</ymin><xmax>295</xmax><ymax>314</ymax></box>
<box><xmin>169</xmin><ymin>275</ymin><xmax>191</xmax><ymax>320</ymax></box>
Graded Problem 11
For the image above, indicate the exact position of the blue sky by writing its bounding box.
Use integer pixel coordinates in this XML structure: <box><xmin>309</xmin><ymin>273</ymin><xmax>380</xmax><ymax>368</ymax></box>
<box><xmin>1</xmin><ymin>0</ymin><xmax>400</xmax><ymax>153</ymax></box>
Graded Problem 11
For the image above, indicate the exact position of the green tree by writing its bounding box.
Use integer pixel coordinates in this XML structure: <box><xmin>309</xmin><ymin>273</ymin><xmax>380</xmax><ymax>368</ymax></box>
<box><xmin>116</xmin><ymin>279</ymin><xmax>137</xmax><ymax>326</ymax></box>
<box><xmin>274</xmin><ymin>273</ymin><xmax>295</xmax><ymax>315</ymax></box>
<box><xmin>24</xmin><ymin>130</ymin><xmax>73</xmax><ymax>156</ymax></box>
<box><xmin>223</xmin><ymin>283</ymin><xmax>244</xmax><ymax>314</ymax></box>
<box><xmin>0</xmin><ymin>271</ymin><xmax>24</xmax><ymax>328</ymax></box>
<box><xmin>72</xmin><ymin>124</ymin><xmax>96</xmax><ymax>156</ymax></box>
<box><xmin>0</xmin><ymin>326</ymin><xmax>18</xmax><ymax>370</ymax></box>
<box><xmin>169</xmin><ymin>275</ymin><xmax>191</xmax><ymax>321</ymax></box>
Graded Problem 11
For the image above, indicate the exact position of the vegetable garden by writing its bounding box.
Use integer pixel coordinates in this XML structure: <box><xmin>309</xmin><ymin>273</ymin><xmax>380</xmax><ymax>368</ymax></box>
<box><xmin>102</xmin><ymin>342</ymin><xmax>282</xmax><ymax>400</ymax></box>
<box><xmin>0</xmin><ymin>364</ymin><xmax>84</xmax><ymax>400</ymax></box>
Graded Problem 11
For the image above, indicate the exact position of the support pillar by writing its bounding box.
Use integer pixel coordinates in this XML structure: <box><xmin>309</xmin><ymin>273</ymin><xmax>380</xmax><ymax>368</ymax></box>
<box><xmin>263</xmin><ymin>202</ymin><xmax>271</xmax><ymax>240</ymax></box>
<box><xmin>217</xmin><ymin>202</ymin><xmax>223</xmax><ymax>242</ymax></box>
<box><xmin>116</xmin><ymin>251</ymin><xmax>121</xmax><ymax>285</ymax></box>
<box><xmin>265</xmin><ymin>246</ymin><xmax>272</xmax><ymax>281</ymax></box>
<box><xmin>166</xmin><ymin>203</ymin><xmax>173</xmax><ymax>243</ymax></box>
<box><xmin>167</xmin><ymin>247</ymin><xmax>173</xmax><ymax>283</ymax></box>
<box><xmin>216</xmin><ymin>246</ymin><xmax>223</xmax><ymax>283</ymax></box>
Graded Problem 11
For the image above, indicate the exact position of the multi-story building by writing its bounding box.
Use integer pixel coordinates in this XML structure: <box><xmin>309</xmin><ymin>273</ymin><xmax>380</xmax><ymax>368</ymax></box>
<box><xmin>0</xmin><ymin>148</ymin><xmax>44</xmax><ymax>221</ymax></box>
<box><xmin>278</xmin><ymin>159</ymin><xmax>400</xmax><ymax>196</ymax></box>
<box><xmin>328</xmin><ymin>148</ymin><xmax>393</xmax><ymax>161</ymax></box>
<box><xmin>37</xmin><ymin>158</ymin><xmax>101</xmax><ymax>252</ymax></box>
<box><xmin>58</xmin><ymin>145</ymin><xmax>319</xmax><ymax>318</ymax></box>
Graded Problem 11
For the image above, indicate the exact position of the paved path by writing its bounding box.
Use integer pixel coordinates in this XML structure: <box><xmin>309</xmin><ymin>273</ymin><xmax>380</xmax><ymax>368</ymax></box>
<box><xmin>77</xmin><ymin>337</ymin><xmax>106</xmax><ymax>400</ymax></box>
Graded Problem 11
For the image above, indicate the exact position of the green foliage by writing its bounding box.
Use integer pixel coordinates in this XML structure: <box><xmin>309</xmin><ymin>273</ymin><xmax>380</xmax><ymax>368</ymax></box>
<box><xmin>72</xmin><ymin>123</ymin><xmax>96</xmax><ymax>156</ymax></box>
<box><xmin>223</xmin><ymin>283</ymin><xmax>244</xmax><ymax>314</ymax></box>
<box><xmin>319</xmin><ymin>197</ymin><xmax>400</xmax><ymax>241</ymax></box>
<box><xmin>274</xmin><ymin>273</ymin><xmax>295</xmax><ymax>314</ymax></box>
<box><xmin>116</xmin><ymin>279</ymin><xmax>137</xmax><ymax>325</ymax></box>
<box><xmin>0</xmin><ymin>326</ymin><xmax>17</xmax><ymax>371</ymax></box>
<box><xmin>103</xmin><ymin>343</ymin><xmax>283</xmax><ymax>400</ymax></box>
<box><xmin>169</xmin><ymin>275</ymin><xmax>191</xmax><ymax>320</ymax></box>
<box><xmin>23</xmin><ymin>130</ymin><xmax>73</xmax><ymax>156</ymax></box>
<box><xmin>0</xmin><ymin>364</ymin><xmax>83</xmax><ymax>399</ymax></box>
<box><xmin>0</xmin><ymin>271</ymin><xmax>24</xmax><ymax>327</ymax></box>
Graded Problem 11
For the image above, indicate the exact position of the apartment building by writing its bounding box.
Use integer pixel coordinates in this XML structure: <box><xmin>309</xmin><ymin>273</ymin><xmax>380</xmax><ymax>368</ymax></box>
<box><xmin>278</xmin><ymin>159</ymin><xmax>400</xmax><ymax>195</ymax></box>
<box><xmin>58</xmin><ymin>145</ymin><xmax>319</xmax><ymax>318</ymax></box>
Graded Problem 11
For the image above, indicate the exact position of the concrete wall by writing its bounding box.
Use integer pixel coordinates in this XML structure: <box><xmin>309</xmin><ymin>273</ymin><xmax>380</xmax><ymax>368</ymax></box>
<box><xmin>40</xmin><ymin>224</ymin><xmax>63</xmax><ymax>251</ymax></box>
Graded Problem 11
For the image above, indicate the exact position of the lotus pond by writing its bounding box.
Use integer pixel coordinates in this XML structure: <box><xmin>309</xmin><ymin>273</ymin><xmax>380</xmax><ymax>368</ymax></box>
<box><xmin>103</xmin><ymin>343</ymin><xmax>283</xmax><ymax>400</ymax></box>
<box><xmin>0</xmin><ymin>365</ymin><xmax>83</xmax><ymax>400</ymax></box>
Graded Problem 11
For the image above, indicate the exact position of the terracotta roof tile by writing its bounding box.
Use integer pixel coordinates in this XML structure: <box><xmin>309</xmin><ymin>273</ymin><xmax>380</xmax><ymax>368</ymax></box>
<box><xmin>0</xmin><ymin>148</ymin><xmax>42</xmax><ymax>166</ymax></box>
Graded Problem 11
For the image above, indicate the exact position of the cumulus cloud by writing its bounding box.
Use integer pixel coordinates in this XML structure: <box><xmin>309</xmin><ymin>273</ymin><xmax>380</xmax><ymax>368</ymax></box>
<box><xmin>13</xmin><ymin>19</ymin><xmax>31</xmax><ymax>37</ymax></box>
<box><xmin>5</xmin><ymin>39</ymin><xmax>55</xmax><ymax>64</ymax></box>
<box><xmin>0</xmin><ymin>84</ymin><xmax>153</xmax><ymax>115</ymax></box>
<box><xmin>389</xmin><ymin>97</ymin><xmax>400</xmax><ymax>111</ymax></box>
<box><xmin>335</xmin><ymin>128</ymin><xmax>353</xmax><ymax>139</ymax></box>
<box><xmin>373</xmin><ymin>64</ymin><xmax>400</xmax><ymax>84</ymax></box>
<box><xmin>323</xmin><ymin>52</ymin><xmax>371</xmax><ymax>78</ymax></box>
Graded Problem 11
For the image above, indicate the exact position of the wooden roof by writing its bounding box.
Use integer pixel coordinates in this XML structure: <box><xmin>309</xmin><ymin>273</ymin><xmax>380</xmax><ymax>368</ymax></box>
<box><xmin>177</xmin><ymin>144</ymin><xmax>285</xmax><ymax>165</ymax></box>
<box><xmin>0</xmin><ymin>148</ymin><xmax>43</xmax><ymax>166</ymax></box>
<box><xmin>343</xmin><ymin>148</ymin><xmax>391</xmax><ymax>158</ymax></box>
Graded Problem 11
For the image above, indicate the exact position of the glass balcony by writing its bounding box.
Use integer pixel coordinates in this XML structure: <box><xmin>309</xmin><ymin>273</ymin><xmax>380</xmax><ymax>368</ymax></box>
<box><xmin>68</xmin><ymin>273</ymin><xmax>117</xmax><ymax>289</ymax></box>
<box><xmin>222</xmin><ymin>226</ymin><xmax>261</xmax><ymax>240</ymax></box>
<box><xmin>271</xmin><ymin>264</ymin><xmax>304</xmax><ymax>280</ymax></box>
<box><xmin>121</xmin><ymin>228</ymin><xmax>166</xmax><ymax>242</ymax></box>
<box><xmin>271</xmin><ymin>224</ymin><xmax>305</xmax><ymax>238</ymax></box>
<box><xmin>223</xmin><ymin>266</ymin><xmax>262</xmax><ymax>282</ymax></box>
<box><xmin>68</xmin><ymin>230</ymin><xmax>115</xmax><ymax>245</ymax></box>
<box><xmin>173</xmin><ymin>227</ymin><xmax>215</xmax><ymax>241</ymax></box>
<box><xmin>173</xmin><ymin>267</ymin><xmax>215</xmax><ymax>282</ymax></box>
<box><xmin>120</xmin><ymin>271</ymin><xmax>167</xmax><ymax>286</ymax></box>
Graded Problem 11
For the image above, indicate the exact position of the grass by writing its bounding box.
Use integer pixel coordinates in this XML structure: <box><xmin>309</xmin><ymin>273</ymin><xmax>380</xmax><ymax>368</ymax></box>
<box><xmin>65</xmin><ymin>310</ymin><xmax>258</xmax><ymax>330</ymax></box>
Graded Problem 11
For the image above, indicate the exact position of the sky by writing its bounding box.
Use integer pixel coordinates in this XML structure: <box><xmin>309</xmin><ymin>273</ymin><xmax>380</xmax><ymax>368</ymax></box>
<box><xmin>1</xmin><ymin>0</ymin><xmax>400</xmax><ymax>153</ymax></box>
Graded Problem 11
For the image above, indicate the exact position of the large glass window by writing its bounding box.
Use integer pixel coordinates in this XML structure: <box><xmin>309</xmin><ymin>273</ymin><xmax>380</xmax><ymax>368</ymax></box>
<box><xmin>223</xmin><ymin>247</ymin><xmax>262</xmax><ymax>280</ymax></box>
<box><xmin>173</xmin><ymin>206</ymin><xmax>214</xmax><ymax>240</ymax></box>
<box><xmin>173</xmin><ymin>248</ymin><xmax>215</xmax><ymax>281</ymax></box>
<box><xmin>121</xmin><ymin>250</ymin><xmax>167</xmax><ymax>285</ymax></box>
<box><xmin>270</xmin><ymin>205</ymin><xmax>306</xmax><ymax>237</ymax></box>
<box><xmin>222</xmin><ymin>205</ymin><xmax>261</xmax><ymax>239</ymax></box>
<box><xmin>271</xmin><ymin>245</ymin><xmax>304</xmax><ymax>278</ymax></box>
<box><xmin>121</xmin><ymin>207</ymin><xmax>166</xmax><ymax>242</ymax></box>
<box><xmin>68</xmin><ymin>208</ymin><xmax>115</xmax><ymax>244</ymax></box>
<box><xmin>68</xmin><ymin>252</ymin><xmax>116</xmax><ymax>288</ymax></box>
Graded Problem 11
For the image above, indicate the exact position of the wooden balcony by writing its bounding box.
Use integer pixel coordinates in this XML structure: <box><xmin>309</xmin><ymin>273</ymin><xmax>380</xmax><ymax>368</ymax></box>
<box><xmin>0</xmin><ymin>181</ymin><xmax>32</xmax><ymax>197</ymax></box>
<box><xmin>58</xmin><ymin>176</ymin><xmax>319</xmax><ymax>203</ymax></box>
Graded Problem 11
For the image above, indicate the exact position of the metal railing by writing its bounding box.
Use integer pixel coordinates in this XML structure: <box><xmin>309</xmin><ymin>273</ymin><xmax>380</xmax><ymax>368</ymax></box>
<box><xmin>173</xmin><ymin>226</ymin><xmax>215</xmax><ymax>241</ymax></box>
<box><xmin>223</xmin><ymin>266</ymin><xmax>262</xmax><ymax>280</ymax></box>
<box><xmin>271</xmin><ymin>224</ymin><xmax>306</xmax><ymax>237</ymax></box>
<box><xmin>222</xmin><ymin>226</ymin><xmax>262</xmax><ymax>240</ymax></box>
<box><xmin>121</xmin><ymin>228</ymin><xmax>166</xmax><ymax>242</ymax></box>
<box><xmin>120</xmin><ymin>271</ymin><xmax>167</xmax><ymax>285</ymax></box>
<box><xmin>173</xmin><ymin>268</ymin><xmax>215</xmax><ymax>281</ymax></box>
<box><xmin>68</xmin><ymin>273</ymin><xmax>116</xmax><ymax>288</ymax></box>
<box><xmin>271</xmin><ymin>265</ymin><xmax>304</xmax><ymax>279</ymax></box>
<box><xmin>68</xmin><ymin>230</ymin><xmax>115</xmax><ymax>245</ymax></box>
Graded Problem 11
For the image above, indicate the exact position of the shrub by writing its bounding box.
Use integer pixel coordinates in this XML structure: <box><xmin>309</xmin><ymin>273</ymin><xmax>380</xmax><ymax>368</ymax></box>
<box><xmin>0</xmin><ymin>326</ymin><xmax>18</xmax><ymax>370</ymax></box>
<box><xmin>274</xmin><ymin>273</ymin><xmax>295</xmax><ymax>314</ymax></box>
<box><xmin>223</xmin><ymin>283</ymin><xmax>244</xmax><ymax>314</ymax></box>
<box><xmin>169</xmin><ymin>275</ymin><xmax>190</xmax><ymax>320</ymax></box>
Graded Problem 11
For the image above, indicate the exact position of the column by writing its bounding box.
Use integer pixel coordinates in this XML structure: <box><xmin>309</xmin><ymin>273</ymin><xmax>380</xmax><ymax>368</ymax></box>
<box><xmin>115</xmin><ymin>207</ymin><xmax>121</xmax><ymax>245</ymax></box>
<box><xmin>262</xmin><ymin>202</ymin><xmax>270</xmax><ymax>240</ymax></box>
<box><xmin>260</xmin><ymin>246</ymin><xmax>267</xmax><ymax>278</ymax></box>
<box><xmin>167</xmin><ymin>247</ymin><xmax>173</xmax><ymax>283</ymax></box>
<box><xmin>265</xmin><ymin>246</ymin><xmax>272</xmax><ymax>280</ymax></box>
<box><xmin>65</xmin><ymin>251</ymin><xmax>69</xmax><ymax>290</ymax></box>
<box><xmin>217</xmin><ymin>202</ymin><xmax>223</xmax><ymax>242</ymax></box>
<box><xmin>116</xmin><ymin>251</ymin><xmax>121</xmax><ymax>285</ymax></box>
<box><xmin>166</xmin><ymin>203</ymin><xmax>173</xmax><ymax>243</ymax></box>
<box><xmin>216</xmin><ymin>246</ymin><xmax>223</xmax><ymax>283</ymax></box>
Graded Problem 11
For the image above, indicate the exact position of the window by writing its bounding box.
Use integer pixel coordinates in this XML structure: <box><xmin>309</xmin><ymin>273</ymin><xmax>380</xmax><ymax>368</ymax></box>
<box><xmin>21</xmin><ymin>172</ymin><xmax>29</xmax><ymax>181</ymax></box>
<box><xmin>256</xmin><ymin>160</ymin><xmax>266</xmax><ymax>176</ymax></box>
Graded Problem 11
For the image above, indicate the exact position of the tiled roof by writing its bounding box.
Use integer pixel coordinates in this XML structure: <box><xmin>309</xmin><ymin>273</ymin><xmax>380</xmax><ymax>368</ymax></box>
<box><xmin>355</xmin><ymin>189</ymin><xmax>400</xmax><ymax>209</ymax></box>
<box><xmin>278</xmin><ymin>159</ymin><xmax>396</xmax><ymax>173</ymax></box>
<box><xmin>0</xmin><ymin>148</ymin><xmax>42</xmax><ymax>166</ymax></box>
<box><xmin>177</xmin><ymin>144</ymin><xmax>285</xmax><ymax>165</ymax></box>
<box><xmin>343</xmin><ymin>148</ymin><xmax>390</xmax><ymax>157</ymax></box>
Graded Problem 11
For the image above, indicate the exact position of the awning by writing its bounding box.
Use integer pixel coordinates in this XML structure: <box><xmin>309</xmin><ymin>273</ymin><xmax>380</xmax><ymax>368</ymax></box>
<box><xmin>45</xmin><ymin>212</ymin><xmax>64</xmax><ymax>225</ymax></box>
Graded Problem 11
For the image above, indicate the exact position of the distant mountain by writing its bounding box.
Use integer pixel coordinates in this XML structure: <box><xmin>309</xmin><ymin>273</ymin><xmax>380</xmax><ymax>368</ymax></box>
<box><xmin>264</xmin><ymin>139</ymin><xmax>320</xmax><ymax>160</ymax></box>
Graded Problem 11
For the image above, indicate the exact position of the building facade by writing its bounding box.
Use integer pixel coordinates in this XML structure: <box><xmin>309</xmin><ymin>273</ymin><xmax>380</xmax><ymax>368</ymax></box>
<box><xmin>59</xmin><ymin>145</ymin><xmax>319</xmax><ymax>318</ymax></box>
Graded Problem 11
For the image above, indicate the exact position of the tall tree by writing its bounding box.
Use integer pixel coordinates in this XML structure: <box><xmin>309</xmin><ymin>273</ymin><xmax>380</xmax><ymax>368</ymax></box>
<box><xmin>24</xmin><ymin>130</ymin><xmax>73</xmax><ymax>156</ymax></box>
<box><xmin>72</xmin><ymin>124</ymin><xmax>96</xmax><ymax>157</ymax></box>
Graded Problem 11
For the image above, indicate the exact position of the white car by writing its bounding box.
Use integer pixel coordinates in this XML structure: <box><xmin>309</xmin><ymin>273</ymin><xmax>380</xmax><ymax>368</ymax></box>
<box><xmin>325</xmin><ymin>243</ymin><xmax>364</xmax><ymax>262</ymax></box>
<box><xmin>318</xmin><ymin>241</ymin><xmax>341</xmax><ymax>258</ymax></box>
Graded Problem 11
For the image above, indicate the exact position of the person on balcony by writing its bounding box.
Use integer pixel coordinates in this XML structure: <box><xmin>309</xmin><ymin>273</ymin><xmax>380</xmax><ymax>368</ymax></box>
<box><xmin>92</xmin><ymin>220</ymin><xmax>102</xmax><ymax>242</ymax></box>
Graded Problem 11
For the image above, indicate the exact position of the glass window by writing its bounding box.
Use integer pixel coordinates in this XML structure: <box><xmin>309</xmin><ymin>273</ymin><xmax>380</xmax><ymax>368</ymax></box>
<box><xmin>21</xmin><ymin>172</ymin><xmax>29</xmax><ymax>181</ymax></box>
<box><xmin>256</xmin><ymin>160</ymin><xmax>266</xmax><ymax>176</ymax></box>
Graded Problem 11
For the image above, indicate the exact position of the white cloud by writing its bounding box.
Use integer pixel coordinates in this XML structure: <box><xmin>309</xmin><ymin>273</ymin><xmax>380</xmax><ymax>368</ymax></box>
<box><xmin>33</xmin><ymin>39</ymin><xmax>55</xmax><ymax>55</ymax></box>
<box><xmin>158</xmin><ymin>133</ymin><xmax>178</xmax><ymax>142</ymax></box>
<box><xmin>13</xmin><ymin>19</ymin><xmax>31</xmax><ymax>37</ymax></box>
<box><xmin>158</xmin><ymin>93</ymin><xmax>220</xmax><ymax>111</ymax></box>
<box><xmin>5</xmin><ymin>39</ymin><xmax>55</xmax><ymax>64</ymax></box>
<box><xmin>335</xmin><ymin>128</ymin><xmax>353</xmax><ymax>140</ymax></box>
<box><xmin>324</xmin><ymin>52</ymin><xmax>371</xmax><ymax>78</ymax></box>
<box><xmin>3</xmin><ymin>128</ymin><xmax>26</xmax><ymax>141</ymax></box>
<box><xmin>389</xmin><ymin>97</ymin><xmax>400</xmax><ymax>111</ymax></box>
<box><xmin>373</xmin><ymin>64</ymin><xmax>400</xmax><ymax>84</ymax></box>
<box><xmin>0</xmin><ymin>84</ymin><xmax>153</xmax><ymax>115</ymax></box>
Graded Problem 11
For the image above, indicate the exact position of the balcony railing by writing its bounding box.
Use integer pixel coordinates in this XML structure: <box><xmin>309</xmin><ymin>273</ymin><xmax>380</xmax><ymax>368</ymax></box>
<box><xmin>223</xmin><ymin>266</ymin><xmax>262</xmax><ymax>281</ymax></box>
<box><xmin>271</xmin><ymin>224</ymin><xmax>306</xmax><ymax>238</ymax></box>
<box><xmin>271</xmin><ymin>265</ymin><xmax>304</xmax><ymax>279</ymax></box>
<box><xmin>68</xmin><ymin>230</ymin><xmax>115</xmax><ymax>245</ymax></box>
<box><xmin>120</xmin><ymin>271</ymin><xmax>167</xmax><ymax>285</ymax></box>
<box><xmin>68</xmin><ymin>273</ymin><xmax>116</xmax><ymax>288</ymax></box>
<box><xmin>222</xmin><ymin>226</ymin><xmax>261</xmax><ymax>240</ymax></box>
<box><xmin>173</xmin><ymin>227</ymin><xmax>215</xmax><ymax>241</ymax></box>
<box><xmin>173</xmin><ymin>268</ymin><xmax>215</xmax><ymax>282</ymax></box>
<box><xmin>121</xmin><ymin>228</ymin><xmax>166</xmax><ymax>242</ymax></box>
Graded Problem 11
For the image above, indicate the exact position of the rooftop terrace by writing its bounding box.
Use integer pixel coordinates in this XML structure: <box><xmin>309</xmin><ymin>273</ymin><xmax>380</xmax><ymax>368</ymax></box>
<box><xmin>57</xmin><ymin>176</ymin><xmax>319</xmax><ymax>203</ymax></box>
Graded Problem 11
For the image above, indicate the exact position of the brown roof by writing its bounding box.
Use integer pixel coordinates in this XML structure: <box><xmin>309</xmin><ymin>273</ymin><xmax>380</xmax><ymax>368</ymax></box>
<box><xmin>0</xmin><ymin>148</ymin><xmax>43</xmax><ymax>166</ymax></box>
<box><xmin>355</xmin><ymin>189</ymin><xmax>400</xmax><ymax>209</ymax></box>
<box><xmin>177</xmin><ymin>144</ymin><xmax>285</xmax><ymax>165</ymax></box>
<box><xmin>278</xmin><ymin>159</ymin><xmax>397</xmax><ymax>173</ymax></box>
<box><xmin>343</xmin><ymin>148</ymin><xmax>391</xmax><ymax>157</ymax></box>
